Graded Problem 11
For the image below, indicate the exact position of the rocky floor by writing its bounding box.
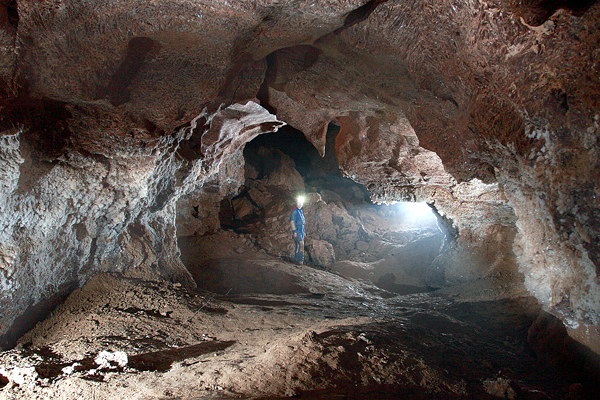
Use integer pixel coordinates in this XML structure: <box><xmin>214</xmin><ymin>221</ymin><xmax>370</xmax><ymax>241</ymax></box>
<box><xmin>1</xmin><ymin>241</ymin><xmax>596</xmax><ymax>400</ymax></box>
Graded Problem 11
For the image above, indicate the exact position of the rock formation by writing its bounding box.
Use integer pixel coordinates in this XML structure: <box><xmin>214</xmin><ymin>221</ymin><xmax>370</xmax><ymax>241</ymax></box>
<box><xmin>0</xmin><ymin>0</ymin><xmax>598</xmax><ymax>395</ymax></box>
<box><xmin>178</xmin><ymin>134</ymin><xmax>446</xmax><ymax>294</ymax></box>
<box><xmin>0</xmin><ymin>99</ymin><xmax>284</xmax><ymax>347</ymax></box>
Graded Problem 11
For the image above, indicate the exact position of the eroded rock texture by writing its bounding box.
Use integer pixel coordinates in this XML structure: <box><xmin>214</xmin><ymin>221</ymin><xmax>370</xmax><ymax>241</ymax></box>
<box><xmin>178</xmin><ymin>136</ymin><xmax>445</xmax><ymax>295</ymax></box>
<box><xmin>0</xmin><ymin>0</ymin><xmax>598</xmax><ymax>351</ymax></box>
<box><xmin>258</xmin><ymin>1</ymin><xmax>600</xmax><ymax>329</ymax></box>
<box><xmin>0</xmin><ymin>101</ymin><xmax>283</xmax><ymax>347</ymax></box>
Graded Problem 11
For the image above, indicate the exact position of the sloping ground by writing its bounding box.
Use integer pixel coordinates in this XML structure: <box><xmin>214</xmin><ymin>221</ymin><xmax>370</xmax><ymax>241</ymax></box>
<box><xmin>0</xmin><ymin>253</ymin><xmax>596</xmax><ymax>399</ymax></box>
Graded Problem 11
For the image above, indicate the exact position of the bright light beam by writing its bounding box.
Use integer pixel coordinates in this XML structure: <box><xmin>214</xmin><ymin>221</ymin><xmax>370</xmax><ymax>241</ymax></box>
<box><xmin>410</xmin><ymin>202</ymin><xmax>433</xmax><ymax>218</ymax></box>
<box><xmin>394</xmin><ymin>201</ymin><xmax>438</xmax><ymax>226</ymax></box>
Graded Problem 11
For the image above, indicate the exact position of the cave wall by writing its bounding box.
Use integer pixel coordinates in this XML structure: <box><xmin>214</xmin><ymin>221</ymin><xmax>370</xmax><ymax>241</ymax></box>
<box><xmin>258</xmin><ymin>1</ymin><xmax>600</xmax><ymax>328</ymax></box>
<box><xmin>0</xmin><ymin>101</ymin><xmax>283</xmax><ymax>348</ymax></box>
<box><xmin>0</xmin><ymin>122</ymin><xmax>195</xmax><ymax>348</ymax></box>
<box><xmin>331</xmin><ymin>114</ymin><xmax>520</xmax><ymax>285</ymax></box>
<box><xmin>0</xmin><ymin>0</ymin><xmax>597</xmax><ymax>346</ymax></box>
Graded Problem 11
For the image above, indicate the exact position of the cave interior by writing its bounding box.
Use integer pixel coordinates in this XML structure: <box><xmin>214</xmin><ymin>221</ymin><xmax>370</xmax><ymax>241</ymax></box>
<box><xmin>0</xmin><ymin>0</ymin><xmax>599</xmax><ymax>399</ymax></box>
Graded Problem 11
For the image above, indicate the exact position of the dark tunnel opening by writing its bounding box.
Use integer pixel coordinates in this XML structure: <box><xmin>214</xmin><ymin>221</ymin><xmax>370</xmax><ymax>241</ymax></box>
<box><xmin>178</xmin><ymin>124</ymin><xmax>447</xmax><ymax>299</ymax></box>
<box><xmin>508</xmin><ymin>0</ymin><xmax>597</xmax><ymax>26</ymax></box>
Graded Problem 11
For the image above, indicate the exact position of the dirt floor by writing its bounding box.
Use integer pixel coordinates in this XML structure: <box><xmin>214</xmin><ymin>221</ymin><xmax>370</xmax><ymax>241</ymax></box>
<box><xmin>0</xmin><ymin>235</ymin><xmax>596</xmax><ymax>399</ymax></box>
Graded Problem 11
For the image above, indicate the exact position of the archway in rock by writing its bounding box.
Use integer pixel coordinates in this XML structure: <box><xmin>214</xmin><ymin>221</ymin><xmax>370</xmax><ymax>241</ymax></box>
<box><xmin>178</xmin><ymin>125</ymin><xmax>446</xmax><ymax>296</ymax></box>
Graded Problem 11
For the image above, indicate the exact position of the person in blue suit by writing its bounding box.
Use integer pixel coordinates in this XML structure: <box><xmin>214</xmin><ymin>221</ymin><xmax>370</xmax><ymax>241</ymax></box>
<box><xmin>290</xmin><ymin>195</ymin><xmax>306</xmax><ymax>264</ymax></box>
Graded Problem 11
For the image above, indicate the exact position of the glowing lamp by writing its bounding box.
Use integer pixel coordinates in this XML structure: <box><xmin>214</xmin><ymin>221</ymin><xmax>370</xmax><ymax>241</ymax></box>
<box><xmin>296</xmin><ymin>195</ymin><xmax>306</xmax><ymax>206</ymax></box>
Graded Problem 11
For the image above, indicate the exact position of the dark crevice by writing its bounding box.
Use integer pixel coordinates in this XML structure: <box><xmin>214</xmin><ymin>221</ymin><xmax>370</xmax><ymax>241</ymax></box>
<box><xmin>115</xmin><ymin>307</ymin><xmax>171</xmax><ymax>319</ymax></box>
<box><xmin>6</xmin><ymin>0</ymin><xmax>17</xmax><ymax>28</ymax></box>
<box><xmin>256</xmin><ymin>52</ymin><xmax>278</xmax><ymax>114</ymax></box>
<box><xmin>218</xmin><ymin>198</ymin><xmax>236</xmax><ymax>230</ymax></box>
<box><xmin>176</xmin><ymin>116</ymin><xmax>208</xmax><ymax>162</ymax></box>
<box><xmin>219</xmin><ymin>189</ymin><xmax>266</xmax><ymax>233</ymax></box>
<box><xmin>334</xmin><ymin>0</ymin><xmax>389</xmax><ymax>34</ymax></box>
<box><xmin>78</xmin><ymin>237</ymin><xmax>98</xmax><ymax>276</ymax></box>
<box><xmin>507</xmin><ymin>0</ymin><xmax>597</xmax><ymax>26</ymax></box>
<box><xmin>0</xmin><ymin>96</ymin><xmax>73</xmax><ymax>192</ymax></box>
<box><xmin>0</xmin><ymin>372</ymin><xmax>8</xmax><ymax>388</ymax></box>
<box><xmin>97</xmin><ymin>37</ymin><xmax>158</xmax><ymax>106</ymax></box>
<box><xmin>323</xmin><ymin>122</ymin><xmax>342</xmax><ymax>175</ymax></box>
<box><xmin>0</xmin><ymin>96</ymin><xmax>71</xmax><ymax>145</ymax></box>
<box><xmin>128</xmin><ymin>340</ymin><xmax>236</xmax><ymax>372</ymax></box>
<box><xmin>0</xmin><ymin>281</ymin><xmax>78</xmax><ymax>350</ymax></box>
<box><xmin>0</xmin><ymin>1</ymin><xmax>18</xmax><ymax>32</ymax></box>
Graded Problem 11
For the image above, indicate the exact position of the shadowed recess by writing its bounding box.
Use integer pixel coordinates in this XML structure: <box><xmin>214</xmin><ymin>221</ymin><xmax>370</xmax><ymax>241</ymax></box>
<box><xmin>505</xmin><ymin>0</ymin><xmax>598</xmax><ymax>25</ymax></box>
<box><xmin>128</xmin><ymin>340</ymin><xmax>236</xmax><ymax>372</ymax></box>
<box><xmin>0</xmin><ymin>0</ymin><xmax>19</xmax><ymax>32</ymax></box>
<box><xmin>334</xmin><ymin>0</ymin><xmax>389</xmax><ymax>34</ymax></box>
<box><xmin>99</xmin><ymin>37</ymin><xmax>158</xmax><ymax>106</ymax></box>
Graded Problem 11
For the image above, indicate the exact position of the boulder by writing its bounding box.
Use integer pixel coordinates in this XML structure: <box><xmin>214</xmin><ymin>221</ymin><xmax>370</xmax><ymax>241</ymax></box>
<box><xmin>331</xmin><ymin>260</ymin><xmax>376</xmax><ymax>282</ymax></box>
<box><xmin>257</xmin><ymin>147</ymin><xmax>305</xmax><ymax>191</ymax></box>
<box><xmin>306</xmin><ymin>239</ymin><xmax>335</xmax><ymax>268</ymax></box>
<box><xmin>232</xmin><ymin>196</ymin><xmax>257</xmax><ymax>220</ymax></box>
<box><xmin>247</xmin><ymin>186</ymin><xmax>274</xmax><ymax>208</ymax></box>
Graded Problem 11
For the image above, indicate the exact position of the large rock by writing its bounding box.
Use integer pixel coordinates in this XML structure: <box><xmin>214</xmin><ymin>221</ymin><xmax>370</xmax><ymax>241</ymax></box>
<box><xmin>306</xmin><ymin>239</ymin><xmax>335</xmax><ymax>268</ymax></box>
<box><xmin>255</xmin><ymin>147</ymin><xmax>305</xmax><ymax>191</ymax></box>
<box><xmin>527</xmin><ymin>311</ymin><xmax>600</xmax><ymax>380</ymax></box>
<box><xmin>332</xmin><ymin>233</ymin><xmax>444</xmax><ymax>290</ymax></box>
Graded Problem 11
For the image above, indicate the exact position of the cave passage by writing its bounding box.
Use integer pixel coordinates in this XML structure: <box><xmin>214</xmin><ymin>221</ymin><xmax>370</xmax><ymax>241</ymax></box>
<box><xmin>177</xmin><ymin>126</ymin><xmax>444</xmax><ymax>300</ymax></box>
<box><xmin>386</xmin><ymin>201</ymin><xmax>439</xmax><ymax>228</ymax></box>
<box><xmin>0</xmin><ymin>1</ymin><xmax>598</xmax><ymax>398</ymax></box>
<box><xmin>2</xmin><ymin>99</ymin><xmax>597</xmax><ymax>400</ymax></box>
<box><xmin>170</xmin><ymin>122</ymin><xmax>599</xmax><ymax>398</ymax></box>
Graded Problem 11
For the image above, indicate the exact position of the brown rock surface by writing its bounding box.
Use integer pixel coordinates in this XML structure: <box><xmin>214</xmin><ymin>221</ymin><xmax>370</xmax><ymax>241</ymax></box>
<box><xmin>258</xmin><ymin>0</ymin><xmax>600</xmax><ymax>329</ymax></box>
<box><xmin>306</xmin><ymin>239</ymin><xmax>336</xmax><ymax>268</ymax></box>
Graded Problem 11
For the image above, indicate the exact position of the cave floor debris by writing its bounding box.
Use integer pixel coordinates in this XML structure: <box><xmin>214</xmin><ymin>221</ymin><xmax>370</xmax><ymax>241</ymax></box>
<box><xmin>0</xmin><ymin>254</ymin><xmax>592</xmax><ymax>400</ymax></box>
